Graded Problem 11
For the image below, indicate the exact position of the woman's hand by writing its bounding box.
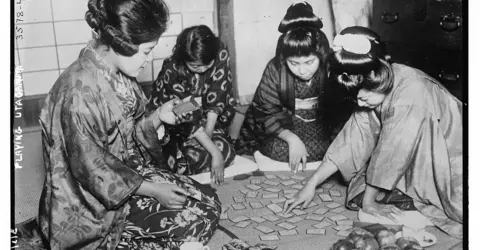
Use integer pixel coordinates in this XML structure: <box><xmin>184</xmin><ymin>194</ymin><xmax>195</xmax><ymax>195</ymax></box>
<box><xmin>288</xmin><ymin>136</ymin><xmax>308</xmax><ymax>173</ymax></box>
<box><xmin>211</xmin><ymin>152</ymin><xmax>225</xmax><ymax>185</ymax></box>
<box><xmin>150</xmin><ymin>183</ymin><xmax>190</xmax><ymax>209</ymax></box>
<box><xmin>283</xmin><ymin>182</ymin><xmax>316</xmax><ymax>214</ymax></box>
<box><xmin>157</xmin><ymin>99</ymin><xmax>193</xmax><ymax>125</ymax></box>
<box><xmin>362</xmin><ymin>203</ymin><xmax>405</xmax><ymax>222</ymax></box>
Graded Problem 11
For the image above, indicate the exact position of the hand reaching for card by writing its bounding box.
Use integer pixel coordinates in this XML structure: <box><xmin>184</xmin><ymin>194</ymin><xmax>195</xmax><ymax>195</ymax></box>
<box><xmin>150</xmin><ymin>183</ymin><xmax>189</xmax><ymax>209</ymax></box>
<box><xmin>283</xmin><ymin>182</ymin><xmax>316</xmax><ymax>214</ymax></box>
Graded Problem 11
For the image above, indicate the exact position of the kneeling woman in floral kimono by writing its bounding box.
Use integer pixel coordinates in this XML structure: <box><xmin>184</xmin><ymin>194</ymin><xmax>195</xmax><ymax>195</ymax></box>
<box><xmin>237</xmin><ymin>2</ymin><xmax>339</xmax><ymax>171</ymax></box>
<box><xmin>284</xmin><ymin>26</ymin><xmax>463</xmax><ymax>239</ymax></box>
<box><xmin>38</xmin><ymin>1</ymin><xmax>221</xmax><ymax>249</ymax></box>
<box><xmin>150</xmin><ymin>25</ymin><xmax>237</xmax><ymax>185</ymax></box>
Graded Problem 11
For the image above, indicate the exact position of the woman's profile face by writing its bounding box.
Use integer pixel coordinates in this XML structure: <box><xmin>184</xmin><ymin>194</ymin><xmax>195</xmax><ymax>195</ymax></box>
<box><xmin>286</xmin><ymin>54</ymin><xmax>319</xmax><ymax>81</ymax></box>
<box><xmin>113</xmin><ymin>40</ymin><xmax>158</xmax><ymax>78</ymax></box>
<box><xmin>356</xmin><ymin>89</ymin><xmax>386</xmax><ymax>109</ymax></box>
<box><xmin>185</xmin><ymin>60</ymin><xmax>215</xmax><ymax>74</ymax></box>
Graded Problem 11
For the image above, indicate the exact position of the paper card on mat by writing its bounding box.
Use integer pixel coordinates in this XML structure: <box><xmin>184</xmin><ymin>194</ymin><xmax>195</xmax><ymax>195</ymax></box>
<box><xmin>322</xmin><ymin>183</ymin><xmax>334</xmax><ymax>189</ymax></box>
<box><xmin>250</xmin><ymin>216</ymin><xmax>266</xmax><ymax>223</ymax></box>
<box><xmin>265</xmin><ymin>174</ymin><xmax>277</xmax><ymax>180</ymax></box>
<box><xmin>279</xmin><ymin>229</ymin><xmax>298</xmax><ymax>236</ymax></box>
<box><xmin>283</xmin><ymin>189</ymin><xmax>297</xmax><ymax>194</ymax></box>
<box><xmin>331</xmin><ymin>207</ymin><xmax>347</xmax><ymax>214</ymax></box>
<box><xmin>277</xmin><ymin>175</ymin><xmax>291</xmax><ymax>180</ymax></box>
<box><xmin>255</xmin><ymin>225</ymin><xmax>275</xmax><ymax>234</ymax></box>
<box><xmin>259</xmin><ymin>234</ymin><xmax>280</xmax><ymax>241</ymax></box>
<box><xmin>262</xmin><ymin>193</ymin><xmax>279</xmax><ymax>199</ymax></box>
<box><xmin>328</xmin><ymin>214</ymin><xmax>348</xmax><ymax>222</ymax></box>
<box><xmin>278</xmin><ymin>212</ymin><xmax>295</xmax><ymax>219</ymax></box>
<box><xmin>318</xmin><ymin>194</ymin><xmax>333</xmax><ymax>202</ymax></box>
<box><xmin>291</xmin><ymin>175</ymin><xmax>306</xmax><ymax>181</ymax></box>
<box><xmin>270</xmin><ymin>197</ymin><xmax>287</xmax><ymax>204</ymax></box>
<box><xmin>333</xmin><ymin>225</ymin><xmax>353</xmax><ymax>231</ymax></box>
<box><xmin>305</xmin><ymin>215</ymin><xmax>325</xmax><ymax>222</ymax></box>
<box><xmin>313</xmin><ymin>208</ymin><xmax>329</xmax><ymax>215</ymax></box>
<box><xmin>230</xmin><ymin>215</ymin><xmax>249</xmax><ymax>223</ymax></box>
<box><xmin>232</xmin><ymin>203</ymin><xmax>246</xmax><ymax>210</ymax></box>
<box><xmin>246</xmin><ymin>191</ymin><xmax>258</xmax><ymax>198</ymax></box>
<box><xmin>251</xmin><ymin>179</ymin><xmax>263</xmax><ymax>185</ymax></box>
<box><xmin>239</xmin><ymin>189</ymin><xmax>249</xmax><ymax>195</ymax></box>
<box><xmin>281</xmin><ymin>180</ymin><xmax>297</xmax><ymax>186</ymax></box>
<box><xmin>337</xmin><ymin>230</ymin><xmax>351</xmax><ymax>237</ymax></box>
<box><xmin>233</xmin><ymin>196</ymin><xmax>245</xmax><ymax>203</ymax></box>
<box><xmin>315</xmin><ymin>188</ymin><xmax>324</xmax><ymax>193</ymax></box>
<box><xmin>284</xmin><ymin>193</ymin><xmax>296</xmax><ymax>199</ymax></box>
<box><xmin>277</xmin><ymin>222</ymin><xmax>297</xmax><ymax>230</ymax></box>
<box><xmin>291</xmin><ymin>209</ymin><xmax>307</xmax><ymax>216</ymax></box>
<box><xmin>336</xmin><ymin>220</ymin><xmax>353</xmax><ymax>226</ymax></box>
<box><xmin>291</xmin><ymin>184</ymin><xmax>304</xmax><ymax>190</ymax></box>
<box><xmin>306</xmin><ymin>228</ymin><xmax>326</xmax><ymax>235</ymax></box>
<box><xmin>287</xmin><ymin>216</ymin><xmax>305</xmax><ymax>224</ymax></box>
<box><xmin>264</xmin><ymin>187</ymin><xmax>281</xmax><ymax>193</ymax></box>
<box><xmin>235</xmin><ymin>221</ymin><xmax>252</xmax><ymax>228</ymax></box>
<box><xmin>313</xmin><ymin>221</ymin><xmax>332</xmax><ymax>229</ymax></box>
<box><xmin>306</xmin><ymin>201</ymin><xmax>318</xmax><ymax>208</ymax></box>
<box><xmin>329</xmin><ymin>189</ymin><xmax>342</xmax><ymax>197</ymax></box>
<box><xmin>263</xmin><ymin>214</ymin><xmax>281</xmax><ymax>222</ymax></box>
<box><xmin>325</xmin><ymin>202</ymin><xmax>342</xmax><ymax>209</ymax></box>
<box><xmin>264</xmin><ymin>180</ymin><xmax>280</xmax><ymax>186</ymax></box>
<box><xmin>246</xmin><ymin>184</ymin><xmax>262</xmax><ymax>191</ymax></box>
<box><xmin>220</xmin><ymin>211</ymin><xmax>229</xmax><ymax>220</ymax></box>
<box><xmin>266</xmin><ymin>203</ymin><xmax>283</xmax><ymax>214</ymax></box>
<box><xmin>250</xmin><ymin>202</ymin><xmax>264</xmax><ymax>209</ymax></box>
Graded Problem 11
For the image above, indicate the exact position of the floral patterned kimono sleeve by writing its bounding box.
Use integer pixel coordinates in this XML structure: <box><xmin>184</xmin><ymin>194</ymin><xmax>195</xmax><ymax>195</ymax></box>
<box><xmin>203</xmin><ymin>47</ymin><xmax>234</xmax><ymax>115</ymax></box>
<box><xmin>366</xmin><ymin>105</ymin><xmax>429</xmax><ymax>191</ymax></box>
<box><xmin>322</xmin><ymin>110</ymin><xmax>377</xmax><ymax>182</ymax></box>
<box><xmin>252</xmin><ymin>62</ymin><xmax>289</xmax><ymax>136</ymax></box>
<box><xmin>150</xmin><ymin>58</ymin><xmax>184</xmax><ymax>107</ymax></box>
<box><xmin>61</xmin><ymin>89</ymin><xmax>143</xmax><ymax>210</ymax></box>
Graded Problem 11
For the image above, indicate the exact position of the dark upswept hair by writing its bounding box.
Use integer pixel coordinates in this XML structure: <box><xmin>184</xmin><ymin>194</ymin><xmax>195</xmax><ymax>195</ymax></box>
<box><xmin>276</xmin><ymin>26</ymin><xmax>330</xmax><ymax>65</ymax></box>
<box><xmin>328</xmin><ymin>26</ymin><xmax>394</xmax><ymax>98</ymax></box>
<box><xmin>85</xmin><ymin>0</ymin><xmax>169</xmax><ymax>57</ymax></box>
<box><xmin>171</xmin><ymin>25</ymin><xmax>221</xmax><ymax>65</ymax></box>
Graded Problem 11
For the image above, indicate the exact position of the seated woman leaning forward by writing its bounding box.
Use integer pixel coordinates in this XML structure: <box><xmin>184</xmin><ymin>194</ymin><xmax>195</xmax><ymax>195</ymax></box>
<box><xmin>237</xmin><ymin>2</ymin><xmax>336</xmax><ymax>172</ymax></box>
<box><xmin>284</xmin><ymin>26</ymin><xmax>463</xmax><ymax>239</ymax></box>
<box><xmin>38</xmin><ymin>1</ymin><xmax>221</xmax><ymax>249</ymax></box>
<box><xmin>150</xmin><ymin>25</ymin><xmax>237</xmax><ymax>185</ymax></box>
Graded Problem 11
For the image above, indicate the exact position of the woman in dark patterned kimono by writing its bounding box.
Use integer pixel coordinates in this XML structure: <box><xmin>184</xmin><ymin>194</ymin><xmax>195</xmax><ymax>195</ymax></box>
<box><xmin>237</xmin><ymin>2</ymin><xmax>344</xmax><ymax>172</ymax></box>
<box><xmin>150</xmin><ymin>25</ymin><xmax>236</xmax><ymax>185</ymax></box>
<box><xmin>38</xmin><ymin>1</ymin><xmax>221</xmax><ymax>249</ymax></box>
<box><xmin>285</xmin><ymin>26</ymin><xmax>463</xmax><ymax>239</ymax></box>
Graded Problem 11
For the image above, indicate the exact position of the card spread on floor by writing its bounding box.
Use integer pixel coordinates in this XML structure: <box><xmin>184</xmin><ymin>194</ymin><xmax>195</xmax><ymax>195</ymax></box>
<box><xmin>264</xmin><ymin>187</ymin><xmax>281</xmax><ymax>193</ymax></box>
<box><xmin>259</xmin><ymin>234</ymin><xmax>280</xmax><ymax>241</ymax></box>
<box><xmin>306</xmin><ymin>201</ymin><xmax>318</xmax><ymax>208</ymax></box>
<box><xmin>328</xmin><ymin>214</ymin><xmax>348</xmax><ymax>222</ymax></box>
<box><xmin>306</xmin><ymin>228</ymin><xmax>326</xmax><ymax>235</ymax></box>
<box><xmin>250</xmin><ymin>202</ymin><xmax>264</xmax><ymax>209</ymax></box>
<box><xmin>279</xmin><ymin>229</ymin><xmax>298</xmax><ymax>236</ymax></box>
<box><xmin>283</xmin><ymin>189</ymin><xmax>297</xmax><ymax>194</ymax></box>
<box><xmin>305</xmin><ymin>215</ymin><xmax>325</xmax><ymax>222</ymax></box>
<box><xmin>246</xmin><ymin>191</ymin><xmax>258</xmax><ymax>198</ymax></box>
<box><xmin>235</xmin><ymin>221</ymin><xmax>252</xmax><ymax>228</ymax></box>
<box><xmin>277</xmin><ymin>175</ymin><xmax>291</xmax><ymax>180</ymax></box>
<box><xmin>291</xmin><ymin>184</ymin><xmax>304</xmax><ymax>190</ymax></box>
<box><xmin>231</xmin><ymin>215</ymin><xmax>249</xmax><ymax>223</ymax></box>
<box><xmin>278</xmin><ymin>212</ymin><xmax>295</xmax><ymax>219</ymax></box>
<box><xmin>318</xmin><ymin>194</ymin><xmax>333</xmax><ymax>202</ymax></box>
<box><xmin>325</xmin><ymin>202</ymin><xmax>342</xmax><ymax>209</ymax></box>
<box><xmin>291</xmin><ymin>209</ymin><xmax>307</xmax><ymax>216</ymax></box>
<box><xmin>329</xmin><ymin>189</ymin><xmax>342</xmax><ymax>197</ymax></box>
<box><xmin>315</xmin><ymin>188</ymin><xmax>324</xmax><ymax>193</ymax></box>
<box><xmin>266</xmin><ymin>203</ymin><xmax>283</xmax><ymax>214</ymax></box>
<box><xmin>281</xmin><ymin>180</ymin><xmax>297</xmax><ymax>186</ymax></box>
<box><xmin>220</xmin><ymin>211</ymin><xmax>229</xmax><ymax>220</ymax></box>
<box><xmin>265</xmin><ymin>174</ymin><xmax>277</xmax><ymax>180</ymax></box>
<box><xmin>232</xmin><ymin>203</ymin><xmax>246</xmax><ymax>210</ymax></box>
<box><xmin>287</xmin><ymin>216</ymin><xmax>304</xmax><ymax>224</ymax></box>
<box><xmin>270</xmin><ymin>197</ymin><xmax>287</xmax><ymax>204</ymax></box>
<box><xmin>264</xmin><ymin>180</ymin><xmax>280</xmax><ymax>186</ymax></box>
<box><xmin>251</xmin><ymin>179</ymin><xmax>263</xmax><ymax>185</ymax></box>
<box><xmin>263</xmin><ymin>214</ymin><xmax>281</xmax><ymax>222</ymax></box>
<box><xmin>239</xmin><ymin>189</ymin><xmax>249</xmax><ymax>195</ymax></box>
<box><xmin>262</xmin><ymin>193</ymin><xmax>279</xmax><ymax>199</ymax></box>
<box><xmin>277</xmin><ymin>222</ymin><xmax>297</xmax><ymax>230</ymax></box>
<box><xmin>233</xmin><ymin>196</ymin><xmax>246</xmax><ymax>203</ymax></box>
<box><xmin>222</xmin><ymin>205</ymin><xmax>230</xmax><ymax>212</ymax></box>
<box><xmin>331</xmin><ymin>207</ymin><xmax>347</xmax><ymax>214</ymax></box>
<box><xmin>284</xmin><ymin>193</ymin><xmax>296</xmax><ymax>199</ymax></box>
<box><xmin>336</xmin><ymin>220</ymin><xmax>353</xmax><ymax>226</ymax></box>
<box><xmin>333</xmin><ymin>225</ymin><xmax>353</xmax><ymax>231</ymax></box>
<box><xmin>336</xmin><ymin>230</ymin><xmax>351</xmax><ymax>237</ymax></box>
<box><xmin>250</xmin><ymin>216</ymin><xmax>266</xmax><ymax>223</ymax></box>
<box><xmin>291</xmin><ymin>175</ymin><xmax>306</xmax><ymax>181</ymax></box>
<box><xmin>312</xmin><ymin>221</ymin><xmax>332</xmax><ymax>229</ymax></box>
<box><xmin>246</xmin><ymin>184</ymin><xmax>262</xmax><ymax>191</ymax></box>
<box><xmin>322</xmin><ymin>183</ymin><xmax>334</xmax><ymax>189</ymax></box>
<box><xmin>313</xmin><ymin>208</ymin><xmax>329</xmax><ymax>215</ymax></box>
<box><xmin>255</xmin><ymin>225</ymin><xmax>275</xmax><ymax>234</ymax></box>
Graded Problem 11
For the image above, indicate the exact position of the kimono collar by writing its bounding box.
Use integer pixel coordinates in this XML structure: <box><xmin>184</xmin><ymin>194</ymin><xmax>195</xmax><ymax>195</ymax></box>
<box><xmin>80</xmin><ymin>40</ymin><xmax>125</xmax><ymax>85</ymax></box>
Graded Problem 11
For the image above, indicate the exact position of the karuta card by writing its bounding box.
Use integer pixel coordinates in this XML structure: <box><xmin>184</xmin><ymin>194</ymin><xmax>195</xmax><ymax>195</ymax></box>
<box><xmin>262</xmin><ymin>193</ymin><xmax>279</xmax><ymax>199</ymax></box>
<box><xmin>318</xmin><ymin>194</ymin><xmax>333</xmax><ymax>202</ymax></box>
<box><xmin>283</xmin><ymin>189</ymin><xmax>297</xmax><ymax>194</ymax></box>
<box><xmin>331</xmin><ymin>207</ymin><xmax>347</xmax><ymax>214</ymax></box>
<box><xmin>250</xmin><ymin>202</ymin><xmax>264</xmax><ymax>209</ymax></box>
<box><xmin>251</xmin><ymin>179</ymin><xmax>263</xmax><ymax>185</ymax></box>
<box><xmin>336</xmin><ymin>220</ymin><xmax>353</xmax><ymax>226</ymax></box>
<box><xmin>277</xmin><ymin>222</ymin><xmax>297</xmax><ymax>230</ymax></box>
<box><xmin>239</xmin><ymin>189</ymin><xmax>249</xmax><ymax>195</ymax></box>
<box><xmin>270</xmin><ymin>197</ymin><xmax>287</xmax><ymax>204</ymax></box>
<box><xmin>259</xmin><ymin>234</ymin><xmax>280</xmax><ymax>241</ymax></box>
<box><xmin>264</xmin><ymin>180</ymin><xmax>280</xmax><ymax>186</ymax></box>
<box><xmin>250</xmin><ymin>216</ymin><xmax>266</xmax><ymax>223</ymax></box>
<box><xmin>291</xmin><ymin>184</ymin><xmax>304</xmax><ymax>190</ymax></box>
<box><xmin>278</xmin><ymin>212</ymin><xmax>294</xmax><ymax>219</ymax></box>
<box><xmin>325</xmin><ymin>202</ymin><xmax>342</xmax><ymax>209</ymax></box>
<box><xmin>328</xmin><ymin>214</ymin><xmax>348</xmax><ymax>222</ymax></box>
<box><xmin>222</xmin><ymin>205</ymin><xmax>230</xmax><ymax>212</ymax></box>
<box><xmin>329</xmin><ymin>189</ymin><xmax>342</xmax><ymax>197</ymax></box>
<box><xmin>291</xmin><ymin>175</ymin><xmax>306</xmax><ymax>181</ymax></box>
<box><xmin>246</xmin><ymin>191</ymin><xmax>258</xmax><ymax>198</ymax></box>
<box><xmin>322</xmin><ymin>183</ymin><xmax>334</xmax><ymax>189</ymax></box>
<box><xmin>279</xmin><ymin>229</ymin><xmax>298</xmax><ymax>236</ymax></box>
<box><xmin>312</xmin><ymin>221</ymin><xmax>332</xmax><ymax>229</ymax></box>
<box><xmin>265</xmin><ymin>174</ymin><xmax>277</xmax><ymax>180</ymax></box>
<box><xmin>277</xmin><ymin>175</ymin><xmax>290</xmax><ymax>180</ymax></box>
<box><xmin>306</xmin><ymin>229</ymin><xmax>326</xmax><ymax>235</ymax></box>
<box><xmin>281</xmin><ymin>180</ymin><xmax>296</xmax><ymax>186</ymax></box>
<box><xmin>232</xmin><ymin>203</ymin><xmax>246</xmax><ymax>210</ymax></box>
<box><xmin>306</xmin><ymin>201</ymin><xmax>318</xmax><ymax>208</ymax></box>
<box><xmin>337</xmin><ymin>230</ymin><xmax>351</xmax><ymax>237</ymax></box>
<box><xmin>220</xmin><ymin>211</ymin><xmax>229</xmax><ymax>220</ymax></box>
<box><xmin>255</xmin><ymin>225</ymin><xmax>275</xmax><ymax>234</ymax></box>
<box><xmin>262</xmin><ymin>214</ymin><xmax>281</xmax><ymax>222</ymax></box>
<box><xmin>230</xmin><ymin>215</ymin><xmax>249</xmax><ymax>223</ymax></box>
<box><xmin>305</xmin><ymin>215</ymin><xmax>325</xmax><ymax>222</ymax></box>
<box><xmin>246</xmin><ymin>184</ymin><xmax>262</xmax><ymax>191</ymax></box>
<box><xmin>235</xmin><ymin>221</ymin><xmax>252</xmax><ymax>228</ymax></box>
<box><xmin>291</xmin><ymin>209</ymin><xmax>307</xmax><ymax>216</ymax></box>
<box><xmin>315</xmin><ymin>188</ymin><xmax>324</xmax><ymax>193</ymax></box>
<box><xmin>286</xmin><ymin>216</ymin><xmax>304</xmax><ymax>224</ymax></box>
<box><xmin>266</xmin><ymin>203</ymin><xmax>283</xmax><ymax>214</ymax></box>
<box><xmin>233</xmin><ymin>196</ymin><xmax>245</xmax><ymax>203</ymax></box>
<box><xmin>313</xmin><ymin>208</ymin><xmax>329</xmax><ymax>215</ymax></box>
<box><xmin>284</xmin><ymin>193</ymin><xmax>296</xmax><ymax>199</ymax></box>
<box><xmin>333</xmin><ymin>225</ymin><xmax>353</xmax><ymax>231</ymax></box>
<box><xmin>264</xmin><ymin>187</ymin><xmax>281</xmax><ymax>193</ymax></box>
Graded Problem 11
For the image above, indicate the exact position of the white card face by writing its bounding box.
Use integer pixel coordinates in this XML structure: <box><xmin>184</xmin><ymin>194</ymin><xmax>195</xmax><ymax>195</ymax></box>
<box><xmin>306</xmin><ymin>228</ymin><xmax>326</xmax><ymax>235</ymax></box>
<box><xmin>259</xmin><ymin>234</ymin><xmax>280</xmax><ymax>241</ymax></box>
<box><xmin>246</xmin><ymin>191</ymin><xmax>258</xmax><ymax>198</ymax></box>
<box><xmin>265</xmin><ymin>174</ymin><xmax>277</xmax><ymax>180</ymax></box>
<box><xmin>250</xmin><ymin>216</ymin><xmax>266</xmax><ymax>223</ymax></box>
<box><xmin>306</xmin><ymin>201</ymin><xmax>318</xmax><ymax>208</ymax></box>
<box><xmin>281</xmin><ymin>180</ymin><xmax>297</xmax><ymax>186</ymax></box>
<box><xmin>305</xmin><ymin>215</ymin><xmax>325</xmax><ymax>222</ymax></box>
<box><xmin>250</xmin><ymin>202</ymin><xmax>264</xmax><ymax>209</ymax></box>
<box><xmin>329</xmin><ymin>189</ymin><xmax>342</xmax><ymax>197</ymax></box>
<box><xmin>251</xmin><ymin>179</ymin><xmax>263</xmax><ymax>185</ymax></box>
<box><xmin>231</xmin><ymin>215</ymin><xmax>249</xmax><ymax>223</ymax></box>
<box><xmin>255</xmin><ymin>225</ymin><xmax>275</xmax><ymax>234</ymax></box>
<box><xmin>278</xmin><ymin>212</ymin><xmax>295</xmax><ymax>219</ymax></box>
<box><xmin>318</xmin><ymin>194</ymin><xmax>333</xmax><ymax>202</ymax></box>
<box><xmin>246</xmin><ymin>184</ymin><xmax>262</xmax><ymax>190</ymax></box>
<box><xmin>287</xmin><ymin>216</ymin><xmax>305</xmax><ymax>224</ymax></box>
<box><xmin>313</xmin><ymin>208</ymin><xmax>329</xmax><ymax>215</ymax></box>
<box><xmin>291</xmin><ymin>175</ymin><xmax>306</xmax><ymax>181</ymax></box>
<box><xmin>325</xmin><ymin>202</ymin><xmax>342</xmax><ymax>209</ymax></box>
<box><xmin>232</xmin><ymin>203</ymin><xmax>246</xmax><ymax>210</ymax></box>
<box><xmin>262</xmin><ymin>193</ymin><xmax>279</xmax><ymax>199</ymax></box>
<box><xmin>291</xmin><ymin>209</ymin><xmax>307</xmax><ymax>216</ymax></box>
<box><xmin>277</xmin><ymin>222</ymin><xmax>297</xmax><ymax>230</ymax></box>
<box><xmin>313</xmin><ymin>221</ymin><xmax>332</xmax><ymax>229</ymax></box>
<box><xmin>239</xmin><ymin>189</ymin><xmax>249</xmax><ymax>195</ymax></box>
<box><xmin>315</xmin><ymin>188</ymin><xmax>325</xmax><ymax>193</ymax></box>
<box><xmin>270</xmin><ymin>197</ymin><xmax>287</xmax><ymax>204</ymax></box>
<box><xmin>233</xmin><ymin>196</ymin><xmax>246</xmax><ymax>203</ymax></box>
<box><xmin>291</xmin><ymin>184</ymin><xmax>304</xmax><ymax>190</ymax></box>
<box><xmin>336</xmin><ymin>230</ymin><xmax>351</xmax><ymax>237</ymax></box>
<box><xmin>263</xmin><ymin>214</ymin><xmax>281</xmax><ymax>222</ymax></box>
<box><xmin>331</xmin><ymin>207</ymin><xmax>347</xmax><ymax>214</ymax></box>
<box><xmin>333</xmin><ymin>225</ymin><xmax>353</xmax><ymax>231</ymax></box>
<box><xmin>220</xmin><ymin>211</ymin><xmax>229</xmax><ymax>220</ymax></box>
<box><xmin>235</xmin><ymin>221</ymin><xmax>252</xmax><ymax>228</ymax></box>
<box><xmin>264</xmin><ymin>187</ymin><xmax>281</xmax><ymax>193</ymax></box>
<box><xmin>283</xmin><ymin>189</ymin><xmax>297</xmax><ymax>194</ymax></box>
<box><xmin>279</xmin><ymin>229</ymin><xmax>298</xmax><ymax>236</ymax></box>
<box><xmin>284</xmin><ymin>193</ymin><xmax>296</xmax><ymax>199</ymax></box>
<box><xmin>277</xmin><ymin>175</ymin><xmax>291</xmax><ymax>180</ymax></box>
<box><xmin>329</xmin><ymin>214</ymin><xmax>348</xmax><ymax>222</ymax></box>
<box><xmin>264</xmin><ymin>180</ymin><xmax>280</xmax><ymax>186</ymax></box>
<box><xmin>322</xmin><ymin>183</ymin><xmax>334</xmax><ymax>189</ymax></box>
<box><xmin>266</xmin><ymin>203</ymin><xmax>283</xmax><ymax>214</ymax></box>
<box><xmin>336</xmin><ymin>220</ymin><xmax>353</xmax><ymax>226</ymax></box>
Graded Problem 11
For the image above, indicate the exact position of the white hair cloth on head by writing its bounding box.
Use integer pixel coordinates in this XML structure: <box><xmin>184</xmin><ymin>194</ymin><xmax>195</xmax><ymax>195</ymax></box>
<box><xmin>332</xmin><ymin>33</ymin><xmax>371</xmax><ymax>54</ymax></box>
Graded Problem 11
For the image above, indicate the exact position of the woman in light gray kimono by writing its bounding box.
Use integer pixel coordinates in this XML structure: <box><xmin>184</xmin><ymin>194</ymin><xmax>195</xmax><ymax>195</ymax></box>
<box><xmin>284</xmin><ymin>26</ymin><xmax>463</xmax><ymax>239</ymax></box>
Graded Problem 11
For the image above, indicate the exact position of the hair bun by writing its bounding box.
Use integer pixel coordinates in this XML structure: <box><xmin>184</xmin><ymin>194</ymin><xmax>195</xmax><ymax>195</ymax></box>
<box><xmin>85</xmin><ymin>0</ymin><xmax>106</xmax><ymax>32</ymax></box>
<box><xmin>278</xmin><ymin>1</ymin><xmax>323</xmax><ymax>33</ymax></box>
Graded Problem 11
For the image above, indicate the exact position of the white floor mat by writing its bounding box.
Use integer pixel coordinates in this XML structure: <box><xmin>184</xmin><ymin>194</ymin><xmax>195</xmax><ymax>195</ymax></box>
<box><xmin>254</xmin><ymin>151</ymin><xmax>321</xmax><ymax>172</ymax></box>
<box><xmin>189</xmin><ymin>155</ymin><xmax>259</xmax><ymax>184</ymax></box>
